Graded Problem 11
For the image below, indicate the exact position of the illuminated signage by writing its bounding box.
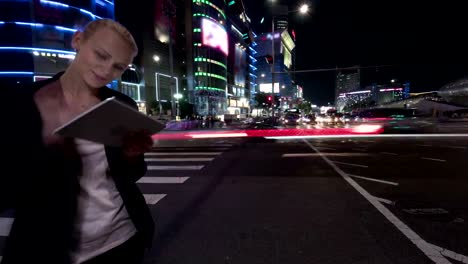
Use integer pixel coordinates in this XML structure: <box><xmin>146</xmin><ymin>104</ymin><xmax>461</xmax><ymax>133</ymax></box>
<box><xmin>202</xmin><ymin>18</ymin><xmax>228</xmax><ymax>56</ymax></box>
<box><xmin>234</xmin><ymin>45</ymin><xmax>246</xmax><ymax>87</ymax></box>
<box><xmin>380</xmin><ymin>88</ymin><xmax>403</xmax><ymax>92</ymax></box>
<box><xmin>259</xmin><ymin>83</ymin><xmax>280</xmax><ymax>93</ymax></box>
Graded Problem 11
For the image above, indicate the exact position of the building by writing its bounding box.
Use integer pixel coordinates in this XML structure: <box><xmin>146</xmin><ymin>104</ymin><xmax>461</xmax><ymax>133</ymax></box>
<box><xmin>272</xmin><ymin>5</ymin><xmax>289</xmax><ymax>30</ymax></box>
<box><xmin>254</xmin><ymin>29</ymin><xmax>296</xmax><ymax>103</ymax></box>
<box><xmin>336</xmin><ymin>81</ymin><xmax>410</xmax><ymax>112</ymax></box>
<box><xmin>115</xmin><ymin>0</ymin><xmax>187</xmax><ymax>115</ymax></box>
<box><xmin>0</xmin><ymin>0</ymin><xmax>114</xmax><ymax>87</ymax></box>
<box><xmin>438</xmin><ymin>77</ymin><xmax>468</xmax><ymax>106</ymax></box>
<box><xmin>116</xmin><ymin>0</ymin><xmax>257</xmax><ymax>118</ymax></box>
<box><xmin>225</xmin><ymin>1</ymin><xmax>257</xmax><ymax>118</ymax></box>
<box><xmin>335</xmin><ymin>68</ymin><xmax>361</xmax><ymax>110</ymax></box>
<box><xmin>372</xmin><ymin>82</ymin><xmax>410</xmax><ymax>105</ymax></box>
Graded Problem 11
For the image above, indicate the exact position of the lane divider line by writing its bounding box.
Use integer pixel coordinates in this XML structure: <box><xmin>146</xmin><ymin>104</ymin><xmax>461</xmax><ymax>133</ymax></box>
<box><xmin>331</xmin><ymin>161</ymin><xmax>369</xmax><ymax>168</ymax></box>
<box><xmin>144</xmin><ymin>194</ymin><xmax>167</xmax><ymax>205</ymax></box>
<box><xmin>145</xmin><ymin>158</ymin><xmax>215</xmax><ymax>162</ymax></box>
<box><xmin>428</xmin><ymin>243</ymin><xmax>468</xmax><ymax>263</ymax></box>
<box><xmin>303</xmin><ymin>139</ymin><xmax>452</xmax><ymax>264</ymax></box>
<box><xmin>421</xmin><ymin>157</ymin><xmax>446</xmax><ymax>162</ymax></box>
<box><xmin>349</xmin><ymin>174</ymin><xmax>399</xmax><ymax>186</ymax></box>
<box><xmin>145</xmin><ymin>152</ymin><xmax>222</xmax><ymax>156</ymax></box>
<box><xmin>137</xmin><ymin>177</ymin><xmax>190</xmax><ymax>184</ymax></box>
<box><xmin>148</xmin><ymin>165</ymin><xmax>204</xmax><ymax>171</ymax></box>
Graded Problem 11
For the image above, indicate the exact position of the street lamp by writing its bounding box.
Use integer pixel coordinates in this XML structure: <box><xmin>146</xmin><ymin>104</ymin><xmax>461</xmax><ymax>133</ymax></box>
<box><xmin>174</xmin><ymin>93</ymin><xmax>183</xmax><ymax>120</ymax></box>
<box><xmin>299</xmin><ymin>4</ymin><xmax>309</xmax><ymax>14</ymax></box>
<box><xmin>153</xmin><ymin>55</ymin><xmax>160</xmax><ymax>62</ymax></box>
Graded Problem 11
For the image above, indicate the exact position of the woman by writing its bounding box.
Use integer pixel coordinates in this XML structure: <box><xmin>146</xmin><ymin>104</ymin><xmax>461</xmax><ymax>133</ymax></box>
<box><xmin>1</xmin><ymin>19</ymin><xmax>154</xmax><ymax>264</ymax></box>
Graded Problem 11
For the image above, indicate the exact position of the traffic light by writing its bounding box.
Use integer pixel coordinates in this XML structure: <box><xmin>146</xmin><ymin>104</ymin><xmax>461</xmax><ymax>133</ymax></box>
<box><xmin>265</xmin><ymin>55</ymin><xmax>273</xmax><ymax>64</ymax></box>
<box><xmin>267</xmin><ymin>96</ymin><xmax>272</xmax><ymax>102</ymax></box>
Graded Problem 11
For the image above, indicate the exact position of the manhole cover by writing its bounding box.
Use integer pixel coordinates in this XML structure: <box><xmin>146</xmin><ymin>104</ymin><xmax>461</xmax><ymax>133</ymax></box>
<box><xmin>395</xmin><ymin>200</ymin><xmax>456</xmax><ymax>222</ymax></box>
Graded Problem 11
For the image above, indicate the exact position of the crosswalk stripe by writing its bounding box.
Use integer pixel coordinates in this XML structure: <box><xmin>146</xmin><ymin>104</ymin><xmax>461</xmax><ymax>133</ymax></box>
<box><xmin>152</xmin><ymin>147</ymin><xmax>229</xmax><ymax>151</ymax></box>
<box><xmin>148</xmin><ymin>165</ymin><xmax>204</xmax><ymax>170</ymax></box>
<box><xmin>145</xmin><ymin>152</ymin><xmax>222</xmax><ymax>156</ymax></box>
<box><xmin>145</xmin><ymin>157</ymin><xmax>214</xmax><ymax>162</ymax></box>
<box><xmin>0</xmin><ymin>217</ymin><xmax>14</xmax><ymax>236</ymax></box>
<box><xmin>144</xmin><ymin>194</ymin><xmax>167</xmax><ymax>205</ymax></box>
<box><xmin>137</xmin><ymin>177</ymin><xmax>190</xmax><ymax>184</ymax></box>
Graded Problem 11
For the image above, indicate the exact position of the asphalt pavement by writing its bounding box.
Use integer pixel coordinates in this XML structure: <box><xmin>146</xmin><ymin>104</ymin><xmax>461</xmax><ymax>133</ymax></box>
<box><xmin>143</xmin><ymin>136</ymin><xmax>468</xmax><ymax>264</ymax></box>
<box><xmin>1</xmin><ymin>136</ymin><xmax>467</xmax><ymax>264</ymax></box>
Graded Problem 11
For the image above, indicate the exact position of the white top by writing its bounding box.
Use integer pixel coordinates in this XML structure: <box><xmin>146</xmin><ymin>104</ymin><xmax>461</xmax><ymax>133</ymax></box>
<box><xmin>71</xmin><ymin>139</ymin><xmax>137</xmax><ymax>264</ymax></box>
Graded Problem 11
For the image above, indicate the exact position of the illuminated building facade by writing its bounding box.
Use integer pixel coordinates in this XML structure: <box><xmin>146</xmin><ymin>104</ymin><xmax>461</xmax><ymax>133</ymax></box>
<box><xmin>225</xmin><ymin>1</ymin><xmax>256</xmax><ymax>118</ymax></box>
<box><xmin>0</xmin><ymin>0</ymin><xmax>114</xmax><ymax>87</ymax></box>
<box><xmin>184</xmin><ymin>0</ymin><xmax>229</xmax><ymax>117</ymax></box>
<box><xmin>254</xmin><ymin>29</ymin><xmax>296</xmax><ymax>103</ymax></box>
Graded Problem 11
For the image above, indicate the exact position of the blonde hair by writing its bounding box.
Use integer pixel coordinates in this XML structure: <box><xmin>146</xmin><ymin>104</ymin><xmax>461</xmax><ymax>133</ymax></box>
<box><xmin>82</xmin><ymin>19</ymin><xmax>138</xmax><ymax>55</ymax></box>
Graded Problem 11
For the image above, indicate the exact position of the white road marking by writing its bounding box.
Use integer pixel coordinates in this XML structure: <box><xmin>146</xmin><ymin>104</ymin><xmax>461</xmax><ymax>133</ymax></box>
<box><xmin>349</xmin><ymin>174</ymin><xmax>399</xmax><ymax>186</ymax></box>
<box><xmin>145</xmin><ymin>157</ymin><xmax>214</xmax><ymax>162</ymax></box>
<box><xmin>0</xmin><ymin>217</ymin><xmax>14</xmax><ymax>236</ymax></box>
<box><xmin>315</xmin><ymin>146</ymin><xmax>337</xmax><ymax>151</ymax></box>
<box><xmin>373</xmin><ymin>196</ymin><xmax>395</xmax><ymax>205</ymax></box>
<box><xmin>352</xmin><ymin>148</ymin><xmax>367</xmax><ymax>152</ymax></box>
<box><xmin>447</xmin><ymin>146</ymin><xmax>466</xmax><ymax>150</ymax></box>
<box><xmin>381</xmin><ymin>152</ymin><xmax>398</xmax><ymax>156</ymax></box>
<box><xmin>154</xmin><ymin>147</ymin><xmax>229</xmax><ymax>151</ymax></box>
<box><xmin>144</xmin><ymin>194</ymin><xmax>167</xmax><ymax>205</ymax></box>
<box><xmin>265</xmin><ymin>133</ymin><xmax>468</xmax><ymax>140</ymax></box>
<box><xmin>145</xmin><ymin>152</ymin><xmax>222</xmax><ymax>156</ymax></box>
<box><xmin>361</xmin><ymin>140</ymin><xmax>376</xmax><ymax>143</ymax></box>
<box><xmin>148</xmin><ymin>165</ymin><xmax>204</xmax><ymax>170</ymax></box>
<box><xmin>421</xmin><ymin>157</ymin><xmax>446</xmax><ymax>162</ymax></box>
<box><xmin>331</xmin><ymin>161</ymin><xmax>369</xmax><ymax>168</ymax></box>
<box><xmin>429</xmin><ymin>243</ymin><xmax>468</xmax><ymax>263</ymax></box>
<box><xmin>417</xmin><ymin>144</ymin><xmax>433</xmax><ymax>147</ymax></box>
<box><xmin>303</xmin><ymin>139</ymin><xmax>452</xmax><ymax>264</ymax></box>
<box><xmin>282</xmin><ymin>153</ymin><xmax>368</xmax><ymax>157</ymax></box>
<box><xmin>137</xmin><ymin>177</ymin><xmax>190</xmax><ymax>184</ymax></box>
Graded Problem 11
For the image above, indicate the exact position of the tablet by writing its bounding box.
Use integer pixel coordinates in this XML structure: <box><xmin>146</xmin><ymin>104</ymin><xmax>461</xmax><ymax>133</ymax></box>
<box><xmin>54</xmin><ymin>97</ymin><xmax>165</xmax><ymax>146</ymax></box>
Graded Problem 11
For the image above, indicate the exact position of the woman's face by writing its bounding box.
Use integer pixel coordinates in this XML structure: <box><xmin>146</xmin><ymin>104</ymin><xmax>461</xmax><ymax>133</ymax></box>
<box><xmin>71</xmin><ymin>27</ymin><xmax>135</xmax><ymax>88</ymax></box>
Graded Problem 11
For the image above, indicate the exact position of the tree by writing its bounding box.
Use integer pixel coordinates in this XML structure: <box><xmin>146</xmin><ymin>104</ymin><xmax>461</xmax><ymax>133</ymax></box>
<box><xmin>297</xmin><ymin>101</ymin><xmax>312</xmax><ymax>114</ymax></box>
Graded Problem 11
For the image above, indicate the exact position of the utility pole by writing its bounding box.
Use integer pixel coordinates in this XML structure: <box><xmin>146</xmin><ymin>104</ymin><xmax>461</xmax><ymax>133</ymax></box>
<box><xmin>163</xmin><ymin>0</ymin><xmax>177</xmax><ymax>119</ymax></box>
<box><xmin>271</xmin><ymin>14</ymin><xmax>276</xmax><ymax>118</ymax></box>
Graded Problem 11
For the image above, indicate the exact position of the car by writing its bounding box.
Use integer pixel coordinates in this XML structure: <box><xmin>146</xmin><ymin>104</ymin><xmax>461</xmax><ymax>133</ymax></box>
<box><xmin>352</xmin><ymin>108</ymin><xmax>438</xmax><ymax>133</ymax></box>
<box><xmin>282</xmin><ymin>113</ymin><xmax>302</xmax><ymax>126</ymax></box>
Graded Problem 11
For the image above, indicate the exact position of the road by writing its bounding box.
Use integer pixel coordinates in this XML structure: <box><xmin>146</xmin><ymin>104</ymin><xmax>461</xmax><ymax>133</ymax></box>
<box><xmin>1</xmin><ymin>136</ymin><xmax>468</xmax><ymax>263</ymax></box>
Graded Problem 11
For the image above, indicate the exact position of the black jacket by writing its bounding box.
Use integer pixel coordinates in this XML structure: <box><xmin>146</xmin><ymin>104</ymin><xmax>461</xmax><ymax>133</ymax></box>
<box><xmin>0</xmin><ymin>73</ymin><xmax>154</xmax><ymax>264</ymax></box>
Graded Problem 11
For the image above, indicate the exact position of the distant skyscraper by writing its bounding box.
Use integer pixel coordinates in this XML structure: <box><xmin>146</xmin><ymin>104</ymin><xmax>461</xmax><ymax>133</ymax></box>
<box><xmin>272</xmin><ymin>5</ymin><xmax>289</xmax><ymax>30</ymax></box>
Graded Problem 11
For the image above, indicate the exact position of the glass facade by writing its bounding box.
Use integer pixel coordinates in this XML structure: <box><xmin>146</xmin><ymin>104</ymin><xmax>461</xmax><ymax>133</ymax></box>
<box><xmin>192</xmin><ymin>0</ymin><xmax>228</xmax><ymax>116</ymax></box>
<box><xmin>0</xmin><ymin>0</ymin><xmax>114</xmax><ymax>85</ymax></box>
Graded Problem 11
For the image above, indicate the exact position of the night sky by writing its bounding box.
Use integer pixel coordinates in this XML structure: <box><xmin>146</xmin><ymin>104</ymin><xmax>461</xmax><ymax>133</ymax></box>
<box><xmin>244</xmin><ymin>0</ymin><xmax>468</xmax><ymax>105</ymax></box>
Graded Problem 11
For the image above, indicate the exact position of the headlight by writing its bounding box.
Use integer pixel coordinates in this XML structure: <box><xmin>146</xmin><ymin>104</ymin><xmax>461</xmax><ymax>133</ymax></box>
<box><xmin>352</xmin><ymin>124</ymin><xmax>383</xmax><ymax>134</ymax></box>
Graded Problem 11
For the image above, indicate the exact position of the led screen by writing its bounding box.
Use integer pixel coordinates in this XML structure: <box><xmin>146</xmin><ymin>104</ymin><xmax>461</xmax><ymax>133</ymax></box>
<box><xmin>202</xmin><ymin>18</ymin><xmax>228</xmax><ymax>56</ymax></box>
<box><xmin>259</xmin><ymin>83</ymin><xmax>280</xmax><ymax>93</ymax></box>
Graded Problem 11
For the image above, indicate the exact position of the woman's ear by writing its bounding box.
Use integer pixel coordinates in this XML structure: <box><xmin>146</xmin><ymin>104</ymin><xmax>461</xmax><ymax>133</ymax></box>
<box><xmin>71</xmin><ymin>31</ymin><xmax>84</xmax><ymax>52</ymax></box>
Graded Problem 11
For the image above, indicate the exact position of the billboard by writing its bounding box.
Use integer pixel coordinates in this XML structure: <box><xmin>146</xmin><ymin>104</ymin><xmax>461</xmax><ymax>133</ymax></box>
<box><xmin>234</xmin><ymin>45</ymin><xmax>247</xmax><ymax>87</ymax></box>
<box><xmin>202</xmin><ymin>18</ymin><xmax>228</xmax><ymax>56</ymax></box>
<box><xmin>259</xmin><ymin>83</ymin><xmax>280</xmax><ymax>93</ymax></box>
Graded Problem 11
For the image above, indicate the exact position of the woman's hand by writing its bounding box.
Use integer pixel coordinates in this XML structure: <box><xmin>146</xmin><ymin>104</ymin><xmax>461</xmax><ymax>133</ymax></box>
<box><xmin>122</xmin><ymin>130</ymin><xmax>153</xmax><ymax>158</ymax></box>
